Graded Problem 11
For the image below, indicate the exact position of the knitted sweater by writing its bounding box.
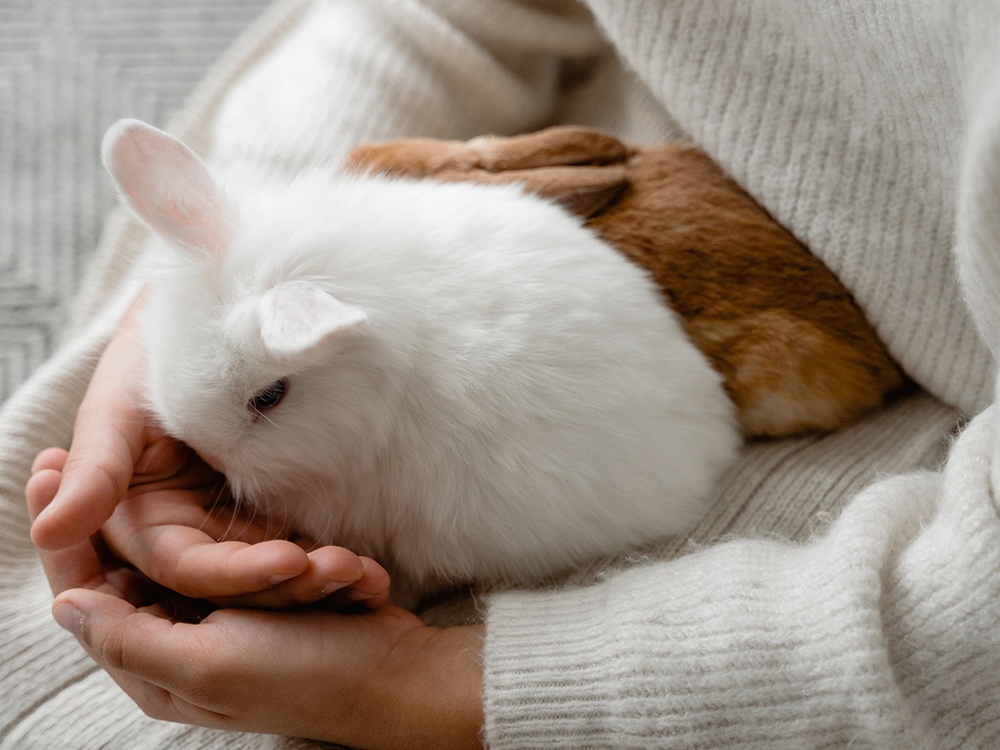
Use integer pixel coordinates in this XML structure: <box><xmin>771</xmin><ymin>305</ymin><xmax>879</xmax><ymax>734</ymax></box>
<box><xmin>2</xmin><ymin>1</ymin><xmax>1000</xmax><ymax>747</ymax></box>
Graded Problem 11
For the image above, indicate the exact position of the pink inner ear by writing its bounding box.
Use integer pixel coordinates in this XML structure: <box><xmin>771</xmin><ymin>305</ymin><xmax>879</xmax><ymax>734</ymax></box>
<box><xmin>103</xmin><ymin>119</ymin><xmax>233</xmax><ymax>255</ymax></box>
<box><xmin>147</xmin><ymin>187</ymin><xmax>232</xmax><ymax>254</ymax></box>
<box><xmin>259</xmin><ymin>281</ymin><xmax>368</xmax><ymax>362</ymax></box>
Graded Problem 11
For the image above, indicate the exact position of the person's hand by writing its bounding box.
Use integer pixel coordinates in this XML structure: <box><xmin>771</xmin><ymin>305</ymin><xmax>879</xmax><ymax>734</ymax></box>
<box><xmin>29</xmin><ymin>296</ymin><xmax>389</xmax><ymax>606</ymax></box>
<box><xmin>26</xmin><ymin>457</ymin><xmax>484</xmax><ymax>749</ymax></box>
<box><xmin>34</xmin><ymin>445</ymin><xmax>390</xmax><ymax>608</ymax></box>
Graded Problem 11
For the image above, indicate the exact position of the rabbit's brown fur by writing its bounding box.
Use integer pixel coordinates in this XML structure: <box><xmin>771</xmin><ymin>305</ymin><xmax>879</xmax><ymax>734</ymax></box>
<box><xmin>346</xmin><ymin>128</ymin><xmax>906</xmax><ymax>437</ymax></box>
<box><xmin>587</xmin><ymin>143</ymin><xmax>905</xmax><ymax>436</ymax></box>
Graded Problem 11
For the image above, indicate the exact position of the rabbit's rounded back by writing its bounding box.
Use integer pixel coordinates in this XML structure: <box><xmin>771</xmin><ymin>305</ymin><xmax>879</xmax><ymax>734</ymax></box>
<box><xmin>104</xmin><ymin>120</ymin><xmax>740</xmax><ymax>593</ymax></box>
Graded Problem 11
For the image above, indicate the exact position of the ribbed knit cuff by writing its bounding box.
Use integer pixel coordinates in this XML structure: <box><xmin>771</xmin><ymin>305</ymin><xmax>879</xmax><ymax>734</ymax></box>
<box><xmin>881</xmin><ymin>408</ymin><xmax>1000</xmax><ymax>745</ymax></box>
<box><xmin>482</xmin><ymin>463</ymin><xmax>979</xmax><ymax>748</ymax></box>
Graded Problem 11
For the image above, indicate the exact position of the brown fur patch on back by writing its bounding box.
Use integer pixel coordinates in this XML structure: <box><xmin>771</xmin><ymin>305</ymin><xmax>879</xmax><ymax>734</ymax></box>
<box><xmin>587</xmin><ymin>144</ymin><xmax>906</xmax><ymax>437</ymax></box>
<box><xmin>345</xmin><ymin>130</ymin><xmax>907</xmax><ymax>437</ymax></box>
<box><xmin>344</xmin><ymin>127</ymin><xmax>627</xmax><ymax>177</ymax></box>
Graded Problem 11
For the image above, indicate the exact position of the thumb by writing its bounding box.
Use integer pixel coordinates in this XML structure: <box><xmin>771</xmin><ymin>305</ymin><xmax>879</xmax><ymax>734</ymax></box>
<box><xmin>52</xmin><ymin>588</ymin><xmax>158</xmax><ymax>668</ymax></box>
<box><xmin>51</xmin><ymin>589</ymin><xmax>228</xmax><ymax>730</ymax></box>
<box><xmin>30</xmin><ymin>430</ymin><xmax>138</xmax><ymax>549</ymax></box>
<box><xmin>30</xmin><ymin>319</ymin><xmax>148</xmax><ymax>550</ymax></box>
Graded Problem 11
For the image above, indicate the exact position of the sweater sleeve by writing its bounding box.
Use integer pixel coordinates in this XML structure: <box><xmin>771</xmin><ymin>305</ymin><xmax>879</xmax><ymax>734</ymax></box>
<box><xmin>583</xmin><ymin>0</ymin><xmax>1000</xmax><ymax>416</ymax></box>
<box><xmin>204</xmin><ymin>0</ymin><xmax>608</xmax><ymax>183</ymax></box>
<box><xmin>482</xmin><ymin>407</ymin><xmax>1000</xmax><ymax>749</ymax></box>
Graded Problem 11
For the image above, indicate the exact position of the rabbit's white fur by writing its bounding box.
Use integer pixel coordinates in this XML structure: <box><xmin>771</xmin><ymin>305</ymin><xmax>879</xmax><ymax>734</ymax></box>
<box><xmin>104</xmin><ymin>119</ymin><xmax>740</xmax><ymax>596</ymax></box>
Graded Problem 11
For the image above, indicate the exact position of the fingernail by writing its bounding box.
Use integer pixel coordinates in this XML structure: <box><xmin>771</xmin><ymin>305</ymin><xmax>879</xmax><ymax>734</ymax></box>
<box><xmin>344</xmin><ymin>588</ymin><xmax>375</xmax><ymax>602</ymax></box>
<box><xmin>268</xmin><ymin>573</ymin><xmax>297</xmax><ymax>585</ymax></box>
<box><xmin>53</xmin><ymin>602</ymin><xmax>83</xmax><ymax>638</ymax></box>
<box><xmin>318</xmin><ymin>581</ymin><xmax>337</xmax><ymax>597</ymax></box>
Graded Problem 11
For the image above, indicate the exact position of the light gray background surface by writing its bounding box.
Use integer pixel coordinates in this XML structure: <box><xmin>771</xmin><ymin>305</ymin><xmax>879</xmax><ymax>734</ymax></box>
<box><xmin>0</xmin><ymin>0</ymin><xmax>271</xmax><ymax>404</ymax></box>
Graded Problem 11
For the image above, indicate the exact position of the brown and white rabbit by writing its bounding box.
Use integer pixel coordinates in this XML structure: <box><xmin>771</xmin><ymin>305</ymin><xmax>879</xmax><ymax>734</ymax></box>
<box><xmin>347</xmin><ymin>127</ymin><xmax>906</xmax><ymax>438</ymax></box>
<box><xmin>103</xmin><ymin>120</ymin><xmax>900</xmax><ymax>602</ymax></box>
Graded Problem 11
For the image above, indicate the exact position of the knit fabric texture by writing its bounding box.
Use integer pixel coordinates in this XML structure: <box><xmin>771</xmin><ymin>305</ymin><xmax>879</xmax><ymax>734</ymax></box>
<box><xmin>2</xmin><ymin>1</ymin><xmax>1000</xmax><ymax>748</ymax></box>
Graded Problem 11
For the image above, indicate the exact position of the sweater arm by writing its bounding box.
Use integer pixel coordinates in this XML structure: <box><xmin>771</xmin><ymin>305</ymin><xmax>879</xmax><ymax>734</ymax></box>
<box><xmin>483</xmin><ymin>408</ymin><xmax>1000</xmax><ymax>749</ymax></box>
<box><xmin>206</xmin><ymin>0</ymin><xmax>607</xmax><ymax>182</ymax></box>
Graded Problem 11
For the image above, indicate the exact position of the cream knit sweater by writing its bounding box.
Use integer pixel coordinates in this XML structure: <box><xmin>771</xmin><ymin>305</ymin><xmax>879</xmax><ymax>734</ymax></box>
<box><xmin>2</xmin><ymin>1</ymin><xmax>1000</xmax><ymax>748</ymax></box>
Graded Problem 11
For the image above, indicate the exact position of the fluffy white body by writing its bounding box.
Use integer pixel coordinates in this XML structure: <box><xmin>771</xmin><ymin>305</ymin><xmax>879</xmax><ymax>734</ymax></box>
<box><xmin>105</xmin><ymin>120</ymin><xmax>740</xmax><ymax>597</ymax></box>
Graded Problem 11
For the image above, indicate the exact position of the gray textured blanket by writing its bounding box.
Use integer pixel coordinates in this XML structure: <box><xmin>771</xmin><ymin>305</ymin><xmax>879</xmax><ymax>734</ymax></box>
<box><xmin>0</xmin><ymin>0</ymin><xmax>268</xmax><ymax>405</ymax></box>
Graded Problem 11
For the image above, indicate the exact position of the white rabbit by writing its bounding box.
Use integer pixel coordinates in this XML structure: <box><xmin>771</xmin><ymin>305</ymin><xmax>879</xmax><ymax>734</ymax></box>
<box><xmin>102</xmin><ymin>119</ymin><xmax>739</xmax><ymax>599</ymax></box>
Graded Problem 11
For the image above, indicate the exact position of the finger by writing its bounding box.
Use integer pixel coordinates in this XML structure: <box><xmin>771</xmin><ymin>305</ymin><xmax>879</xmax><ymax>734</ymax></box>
<box><xmin>108</xmin><ymin>486</ymin><xmax>270</xmax><ymax>553</ymax></box>
<box><xmin>136</xmin><ymin>526</ymin><xmax>311</xmax><ymax>599</ymax></box>
<box><xmin>53</xmin><ymin>594</ymin><xmax>197</xmax><ymax>725</ymax></box>
<box><xmin>329</xmin><ymin>556</ymin><xmax>391</xmax><ymax>609</ymax></box>
<box><xmin>30</xmin><ymin>318</ymin><xmax>148</xmax><ymax>550</ymax></box>
<box><xmin>31</xmin><ymin>420</ymin><xmax>139</xmax><ymax>550</ymax></box>
<box><xmin>104</xmin><ymin>486</ymin><xmax>311</xmax><ymax>597</ymax></box>
<box><xmin>26</xmin><ymin>468</ymin><xmax>63</xmax><ymax>519</ymax></box>
<box><xmin>27</xmin><ymin>470</ymin><xmax>112</xmax><ymax>595</ymax></box>
<box><xmin>53</xmin><ymin>590</ymin><xmax>193</xmax><ymax>685</ymax></box>
<box><xmin>31</xmin><ymin>447</ymin><xmax>68</xmax><ymax>473</ymax></box>
<box><xmin>208</xmin><ymin>545</ymin><xmax>371</xmax><ymax>609</ymax></box>
<box><xmin>51</xmin><ymin>589</ymin><xmax>232</xmax><ymax>729</ymax></box>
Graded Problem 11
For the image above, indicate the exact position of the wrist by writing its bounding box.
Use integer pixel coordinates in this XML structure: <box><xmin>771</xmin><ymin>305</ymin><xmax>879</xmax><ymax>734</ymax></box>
<box><xmin>380</xmin><ymin>622</ymin><xmax>485</xmax><ymax>749</ymax></box>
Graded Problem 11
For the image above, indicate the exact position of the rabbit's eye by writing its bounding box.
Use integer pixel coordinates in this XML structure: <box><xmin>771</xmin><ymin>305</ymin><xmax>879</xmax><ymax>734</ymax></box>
<box><xmin>248</xmin><ymin>377</ymin><xmax>288</xmax><ymax>415</ymax></box>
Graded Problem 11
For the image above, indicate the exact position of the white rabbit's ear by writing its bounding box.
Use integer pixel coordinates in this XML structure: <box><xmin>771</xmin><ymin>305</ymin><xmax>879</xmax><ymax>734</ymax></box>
<box><xmin>258</xmin><ymin>280</ymin><xmax>367</xmax><ymax>363</ymax></box>
<box><xmin>102</xmin><ymin>119</ymin><xmax>232</xmax><ymax>255</ymax></box>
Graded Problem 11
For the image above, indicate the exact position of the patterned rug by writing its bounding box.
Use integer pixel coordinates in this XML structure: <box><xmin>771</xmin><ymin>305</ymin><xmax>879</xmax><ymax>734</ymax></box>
<box><xmin>0</xmin><ymin>0</ymin><xmax>271</xmax><ymax>405</ymax></box>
